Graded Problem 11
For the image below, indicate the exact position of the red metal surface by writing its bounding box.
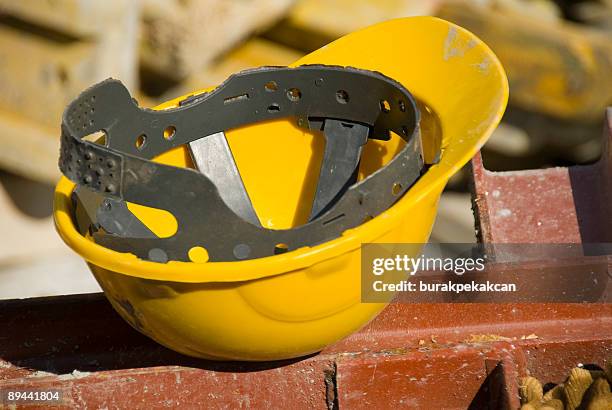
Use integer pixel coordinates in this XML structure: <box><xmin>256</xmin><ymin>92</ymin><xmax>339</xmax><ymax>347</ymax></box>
<box><xmin>471</xmin><ymin>107</ymin><xmax>612</xmax><ymax>244</ymax></box>
<box><xmin>1</xmin><ymin>359</ymin><xmax>332</xmax><ymax>409</ymax></box>
<box><xmin>335</xmin><ymin>347</ymin><xmax>486</xmax><ymax>408</ymax></box>
<box><xmin>1</xmin><ymin>110</ymin><xmax>610</xmax><ymax>408</ymax></box>
<box><xmin>1</xmin><ymin>293</ymin><xmax>610</xmax><ymax>408</ymax></box>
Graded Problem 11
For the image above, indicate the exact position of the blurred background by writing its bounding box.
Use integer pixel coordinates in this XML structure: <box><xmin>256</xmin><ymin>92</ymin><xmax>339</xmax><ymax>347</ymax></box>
<box><xmin>0</xmin><ymin>0</ymin><xmax>610</xmax><ymax>299</ymax></box>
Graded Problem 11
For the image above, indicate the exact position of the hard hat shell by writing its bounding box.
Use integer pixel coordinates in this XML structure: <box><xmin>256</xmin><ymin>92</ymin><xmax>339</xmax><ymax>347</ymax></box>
<box><xmin>53</xmin><ymin>16</ymin><xmax>508</xmax><ymax>360</ymax></box>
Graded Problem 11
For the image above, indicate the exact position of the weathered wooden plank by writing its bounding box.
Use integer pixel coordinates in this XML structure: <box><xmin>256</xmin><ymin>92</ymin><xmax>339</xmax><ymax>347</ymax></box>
<box><xmin>264</xmin><ymin>0</ymin><xmax>438</xmax><ymax>52</ymax></box>
<box><xmin>166</xmin><ymin>38</ymin><xmax>302</xmax><ymax>99</ymax></box>
<box><xmin>0</xmin><ymin>0</ymin><xmax>134</xmax><ymax>37</ymax></box>
<box><xmin>0</xmin><ymin>0</ymin><xmax>138</xmax><ymax>181</ymax></box>
<box><xmin>140</xmin><ymin>0</ymin><xmax>296</xmax><ymax>80</ymax></box>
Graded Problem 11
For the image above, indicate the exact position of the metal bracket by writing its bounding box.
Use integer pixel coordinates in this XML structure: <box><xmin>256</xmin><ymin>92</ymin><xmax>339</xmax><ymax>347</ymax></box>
<box><xmin>310</xmin><ymin>119</ymin><xmax>369</xmax><ymax>220</ymax></box>
<box><xmin>188</xmin><ymin>132</ymin><xmax>261</xmax><ymax>227</ymax></box>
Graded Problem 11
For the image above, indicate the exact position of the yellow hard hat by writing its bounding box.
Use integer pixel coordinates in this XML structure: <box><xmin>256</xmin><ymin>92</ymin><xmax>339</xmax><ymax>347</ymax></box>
<box><xmin>53</xmin><ymin>16</ymin><xmax>508</xmax><ymax>360</ymax></box>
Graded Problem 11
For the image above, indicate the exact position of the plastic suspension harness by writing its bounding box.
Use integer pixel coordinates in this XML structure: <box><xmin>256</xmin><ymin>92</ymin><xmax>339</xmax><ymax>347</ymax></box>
<box><xmin>59</xmin><ymin>65</ymin><xmax>425</xmax><ymax>262</ymax></box>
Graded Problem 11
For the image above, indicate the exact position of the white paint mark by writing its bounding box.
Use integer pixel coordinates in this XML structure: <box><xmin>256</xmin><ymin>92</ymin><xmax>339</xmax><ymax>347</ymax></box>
<box><xmin>496</xmin><ymin>208</ymin><xmax>512</xmax><ymax>218</ymax></box>
<box><xmin>443</xmin><ymin>27</ymin><xmax>459</xmax><ymax>61</ymax></box>
<box><xmin>57</xmin><ymin>369</ymin><xmax>92</xmax><ymax>380</ymax></box>
<box><xmin>474</xmin><ymin>57</ymin><xmax>491</xmax><ymax>73</ymax></box>
<box><xmin>444</xmin><ymin>26</ymin><xmax>476</xmax><ymax>61</ymax></box>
